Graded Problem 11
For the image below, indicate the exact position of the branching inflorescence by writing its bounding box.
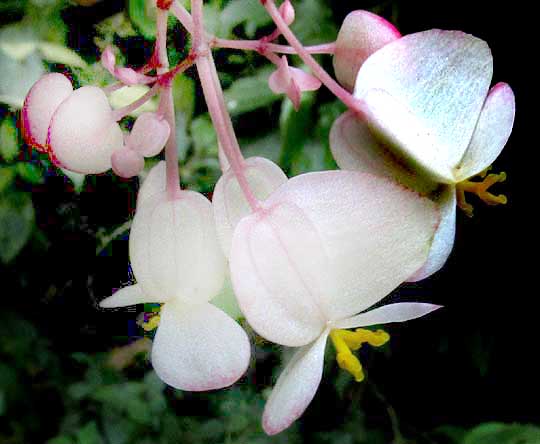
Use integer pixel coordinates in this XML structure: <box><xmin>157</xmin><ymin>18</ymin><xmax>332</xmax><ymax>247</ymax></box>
<box><xmin>21</xmin><ymin>0</ymin><xmax>515</xmax><ymax>435</ymax></box>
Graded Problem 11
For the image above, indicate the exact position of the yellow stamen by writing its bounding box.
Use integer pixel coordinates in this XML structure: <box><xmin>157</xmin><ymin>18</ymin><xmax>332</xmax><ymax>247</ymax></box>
<box><xmin>139</xmin><ymin>313</ymin><xmax>161</xmax><ymax>332</ymax></box>
<box><xmin>329</xmin><ymin>328</ymin><xmax>390</xmax><ymax>382</ymax></box>
<box><xmin>456</xmin><ymin>169</ymin><xmax>507</xmax><ymax>217</ymax></box>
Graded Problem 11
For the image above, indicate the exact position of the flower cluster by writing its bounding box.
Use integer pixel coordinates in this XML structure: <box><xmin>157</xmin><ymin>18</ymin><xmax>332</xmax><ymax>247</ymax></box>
<box><xmin>22</xmin><ymin>0</ymin><xmax>514</xmax><ymax>435</ymax></box>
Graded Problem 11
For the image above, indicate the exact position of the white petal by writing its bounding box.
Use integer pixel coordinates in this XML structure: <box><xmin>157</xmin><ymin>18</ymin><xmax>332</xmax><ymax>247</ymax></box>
<box><xmin>130</xmin><ymin>191</ymin><xmax>226</xmax><ymax>304</ymax></box>
<box><xmin>128</xmin><ymin>112</ymin><xmax>170</xmax><ymax>158</ymax></box>
<box><xmin>265</xmin><ymin>171</ymin><xmax>439</xmax><ymax>320</ymax></box>
<box><xmin>355</xmin><ymin>30</ymin><xmax>493</xmax><ymax>178</ymax></box>
<box><xmin>137</xmin><ymin>161</ymin><xmax>166</xmax><ymax>207</ymax></box>
<box><xmin>99</xmin><ymin>284</ymin><xmax>162</xmax><ymax>308</ymax></box>
<box><xmin>152</xmin><ymin>301</ymin><xmax>250</xmax><ymax>391</ymax></box>
<box><xmin>454</xmin><ymin>82</ymin><xmax>515</xmax><ymax>181</ymax></box>
<box><xmin>262</xmin><ymin>332</ymin><xmax>328</xmax><ymax>435</ymax></box>
<box><xmin>48</xmin><ymin>86</ymin><xmax>123</xmax><ymax>174</ymax></box>
<box><xmin>333</xmin><ymin>10</ymin><xmax>400</xmax><ymax>91</ymax></box>
<box><xmin>407</xmin><ymin>186</ymin><xmax>457</xmax><ymax>282</ymax></box>
<box><xmin>230</xmin><ymin>201</ymin><xmax>330</xmax><ymax>347</ymax></box>
<box><xmin>329</xmin><ymin>110</ymin><xmax>437</xmax><ymax>193</ymax></box>
<box><xmin>22</xmin><ymin>73</ymin><xmax>73</xmax><ymax>150</ymax></box>
<box><xmin>334</xmin><ymin>303</ymin><xmax>441</xmax><ymax>330</ymax></box>
<box><xmin>213</xmin><ymin>156</ymin><xmax>287</xmax><ymax>258</ymax></box>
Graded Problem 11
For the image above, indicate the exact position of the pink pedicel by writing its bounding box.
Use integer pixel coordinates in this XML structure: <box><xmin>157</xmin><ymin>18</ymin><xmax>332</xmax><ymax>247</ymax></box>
<box><xmin>126</xmin><ymin>112</ymin><xmax>171</xmax><ymax>157</ymax></box>
<box><xmin>268</xmin><ymin>56</ymin><xmax>322</xmax><ymax>110</ymax></box>
<box><xmin>22</xmin><ymin>73</ymin><xmax>73</xmax><ymax>152</ymax></box>
<box><xmin>111</xmin><ymin>147</ymin><xmax>145</xmax><ymax>178</ymax></box>
<box><xmin>333</xmin><ymin>10</ymin><xmax>401</xmax><ymax>91</ymax></box>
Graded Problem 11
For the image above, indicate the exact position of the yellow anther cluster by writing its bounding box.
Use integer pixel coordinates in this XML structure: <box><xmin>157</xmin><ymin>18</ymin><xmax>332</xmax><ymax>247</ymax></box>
<box><xmin>330</xmin><ymin>328</ymin><xmax>390</xmax><ymax>382</ymax></box>
<box><xmin>456</xmin><ymin>168</ymin><xmax>507</xmax><ymax>217</ymax></box>
<box><xmin>140</xmin><ymin>313</ymin><xmax>161</xmax><ymax>332</ymax></box>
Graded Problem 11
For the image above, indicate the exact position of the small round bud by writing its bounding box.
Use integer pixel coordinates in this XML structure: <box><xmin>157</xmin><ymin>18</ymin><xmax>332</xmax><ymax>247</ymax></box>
<box><xmin>127</xmin><ymin>112</ymin><xmax>170</xmax><ymax>157</ymax></box>
<box><xmin>112</xmin><ymin>147</ymin><xmax>145</xmax><ymax>178</ymax></box>
<box><xmin>279</xmin><ymin>0</ymin><xmax>295</xmax><ymax>26</ymax></box>
<box><xmin>333</xmin><ymin>11</ymin><xmax>400</xmax><ymax>91</ymax></box>
<box><xmin>22</xmin><ymin>73</ymin><xmax>73</xmax><ymax>151</ymax></box>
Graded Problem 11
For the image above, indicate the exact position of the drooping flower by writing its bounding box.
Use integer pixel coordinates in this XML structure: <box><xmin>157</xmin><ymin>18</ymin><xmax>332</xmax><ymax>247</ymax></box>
<box><xmin>331</xmin><ymin>29</ymin><xmax>515</xmax><ymax>280</ymax></box>
<box><xmin>228</xmin><ymin>170</ymin><xmax>441</xmax><ymax>434</ymax></box>
<box><xmin>268</xmin><ymin>56</ymin><xmax>322</xmax><ymax>110</ymax></box>
<box><xmin>22</xmin><ymin>73</ymin><xmax>124</xmax><ymax>174</ymax></box>
<box><xmin>100</xmin><ymin>162</ymin><xmax>250</xmax><ymax>391</ymax></box>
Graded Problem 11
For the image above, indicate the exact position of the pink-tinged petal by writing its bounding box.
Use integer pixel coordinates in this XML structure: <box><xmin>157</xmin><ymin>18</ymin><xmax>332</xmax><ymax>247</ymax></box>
<box><xmin>111</xmin><ymin>146</ymin><xmax>145</xmax><ymax>178</ymax></box>
<box><xmin>47</xmin><ymin>86</ymin><xmax>123</xmax><ymax>174</ymax></box>
<box><xmin>230</xmin><ymin>171</ymin><xmax>439</xmax><ymax>340</ymax></box>
<box><xmin>115</xmin><ymin>67</ymin><xmax>150</xmax><ymax>86</ymax></box>
<box><xmin>130</xmin><ymin>190</ymin><xmax>226</xmax><ymax>304</ymax></box>
<box><xmin>213</xmin><ymin>156</ymin><xmax>287</xmax><ymax>257</ymax></box>
<box><xmin>407</xmin><ymin>186</ymin><xmax>456</xmax><ymax>282</ymax></box>
<box><xmin>455</xmin><ymin>82</ymin><xmax>515</xmax><ymax>181</ymax></box>
<box><xmin>22</xmin><ymin>73</ymin><xmax>73</xmax><ymax>151</ymax></box>
<box><xmin>137</xmin><ymin>161</ymin><xmax>166</xmax><ymax>207</ymax></box>
<box><xmin>268</xmin><ymin>56</ymin><xmax>292</xmax><ymax>95</ymax></box>
<box><xmin>333</xmin><ymin>10</ymin><xmax>400</xmax><ymax>91</ymax></box>
<box><xmin>265</xmin><ymin>171</ymin><xmax>439</xmax><ymax>320</ymax></box>
<box><xmin>99</xmin><ymin>284</ymin><xmax>164</xmax><ymax>308</ymax></box>
<box><xmin>355</xmin><ymin>30</ymin><xmax>493</xmax><ymax>175</ymax></box>
<box><xmin>335</xmin><ymin>303</ymin><xmax>442</xmax><ymax>330</ymax></box>
<box><xmin>230</xmin><ymin>200</ymin><xmax>330</xmax><ymax>347</ymax></box>
<box><xmin>127</xmin><ymin>112</ymin><xmax>170</xmax><ymax>157</ymax></box>
<box><xmin>329</xmin><ymin>110</ymin><xmax>437</xmax><ymax>193</ymax></box>
<box><xmin>101</xmin><ymin>46</ymin><xmax>116</xmax><ymax>75</ymax></box>
<box><xmin>152</xmin><ymin>301</ymin><xmax>250</xmax><ymax>391</ymax></box>
<box><xmin>288</xmin><ymin>67</ymin><xmax>321</xmax><ymax>92</ymax></box>
<box><xmin>363</xmin><ymin>88</ymin><xmax>456</xmax><ymax>183</ymax></box>
<box><xmin>279</xmin><ymin>0</ymin><xmax>295</xmax><ymax>25</ymax></box>
<box><xmin>262</xmin><ymin>331</ymin><xmax>328</xmax><ymax>435</ymax></box>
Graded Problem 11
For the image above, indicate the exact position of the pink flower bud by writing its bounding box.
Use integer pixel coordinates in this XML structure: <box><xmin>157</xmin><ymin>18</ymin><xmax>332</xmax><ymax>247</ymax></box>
<box><xmin>101</xmin><ymin>46</ymin><xmax>116</xmax><ymax>76</ymax></box>
<box><xmin>111</xmin><ymin>146</ymin><xmax>145</xmax><ymax>178</ymax></box>
<box><xmin>279</xmin><ymin>0</ymin><xmax>295</xmax><ymax>26</ymax></box>
<box><xmin>268</xmin><ymin>56</ymin><xmax>321</xmax><ymax>110</ymax></box>
<box><xmin>22</xmin><ymin>73</ymin><xmax>73</xmax><ymax>152</ymax></box>
<box><xmin>333</xmin><ymin>10</ymin><xmax>401</xmax><ymax>91</ymax></box>
<box><xmin>47</xmin><ymin>86</ymin><xmax>124</xmax><ymax>174</ymax></box>
<box><xmin>126</xmin><ymin>112</ymin><xmax>171</xmax><ymax>157</ymax></box>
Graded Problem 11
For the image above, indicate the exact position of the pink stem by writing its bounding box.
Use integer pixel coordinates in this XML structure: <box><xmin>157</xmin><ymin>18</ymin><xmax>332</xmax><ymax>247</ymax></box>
<box><xmin>192</xmin><ymin>0</ymin><xmax>204</xmax><ymax>52</ymax></box>
<box><xmin>262</xmin><ymin>0</ymin><xmax>365</xmax><ymax>116</ymax></box>
<box><xmin>156</xmin><ymin>8</ymin><xmax>181</xmax><ymax>198</ymax></box>
<box><xmin>212</xmin><ymin>38</ymin><xmax>335</xmax><ymax>55</ymax></box>
<box><xmin>196</xmin><ymin>55</ymin><xmax>259</xmax><ymax>211</ymax></box>
<box><xmin>170</xmin><ymin>1</ymin><xmax>194</xmax><ymax>33</ymax></box>
<box><xmin>111</xmin><ymin>83</ymin><xmax>161</xmax><ymax>121</ymax></box>
<box><xmin>103</xmin><ymin>82</ymin><xmax>125</xmax><ymax>95</ymax></box>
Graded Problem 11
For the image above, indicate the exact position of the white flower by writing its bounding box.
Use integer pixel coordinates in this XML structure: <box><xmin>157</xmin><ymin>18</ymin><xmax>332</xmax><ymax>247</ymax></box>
<box><xmin>100</xmin><ymin>162</ymin><xmax>250</xmax><ymax>391</ymax></box>
<box><xmin>331</xmin><ymin>29</ymin><xmax>515</xmax><ymax>281</ymax></box>
<box><xmin>228</xmin><ymin>170</ymin><xmax>441</xmax><ymax>434</ymax></box>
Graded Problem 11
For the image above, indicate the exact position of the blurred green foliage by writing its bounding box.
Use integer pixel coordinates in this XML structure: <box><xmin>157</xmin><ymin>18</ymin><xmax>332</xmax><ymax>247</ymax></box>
<box><xmin>0</xmin><ymin>0</ymin><xmax>533</xmax><ymax>443</ymax></box>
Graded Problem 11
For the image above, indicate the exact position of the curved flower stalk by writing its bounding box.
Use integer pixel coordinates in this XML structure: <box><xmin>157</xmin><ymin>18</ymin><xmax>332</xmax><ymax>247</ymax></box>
<box><xmin>331</xmin><ymin>28</ymin><xmax>515</xmax><ymax>281</ymax></box>
<box><xmin>229</xmin><ymin>170</ymin><xmax>441</xmax><ymax>434</ymax></box>
<box><xmin>100</xmin><ymin>162</ymin><xmax>250</xmax><ymax>391</ymax></box>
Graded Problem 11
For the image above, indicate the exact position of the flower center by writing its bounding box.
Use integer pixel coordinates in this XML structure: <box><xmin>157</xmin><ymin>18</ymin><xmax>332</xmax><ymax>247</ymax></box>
<box><xmin>456</xmin><ymin>168</ymin><xmax>507</xmax><ymax>217</ymax></box>
<box><xmin>329</xmin><ymin>328</ymin><xmax>390</xmax><ymax>382</ymax></box>
<box><xmin>138</xmin><ymin>304</ymin><xmax>162</xmax><ymax>332</ymax></box>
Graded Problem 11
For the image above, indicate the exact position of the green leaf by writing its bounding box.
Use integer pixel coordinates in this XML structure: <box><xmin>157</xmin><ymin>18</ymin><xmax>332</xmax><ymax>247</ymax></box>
<box><xmin>279</xmin><ymin>91</ymin><xmax>315</xmax><ymax>172</ymax></box>
<box><xmin>128</xmin><ymin>0</ymin><xmax>157</xmax><ymax>39</ymax></box>
<box><xmin>464</xmin><ymin>423</ymin><xmax>540</xmax><ymax>444</ymax></box>
<box><xmin>190</xmin><ymin>114</ymin><xmax>217</xmax><ymax>157</ymax></box>
<box><xmin>16</xmin><ymin>162</ymin><xmax>44</xmax><ymax>184</ymax></box>
<box><xmin>47</xmin><ymin>436</ymin><xmax>73</xmax><ymax>444</ymax></box>
<box><xmin>76</xmin><ymin>421</ymin><xmax>104</xmax><ymax>444</ymax></box>
<box><xmin>219</xmin><ymin>0</ymin><xmax>272</xmax><ymax>38</ymax></box>
<box><xmin>172</xmin><ymin>74</ymin><xmax>196</xmax><ymax>123</ymax></box>
<box><xmin>38</xmin><ymin>42</ymin><xmax>87</xmax><ymax>68</ymax></box>
<box><xmin>0</xmin><ymin>191</ymin><xmax>35</xmax><ymax>263</ymax></box>
<box><xmin>0</xmin><ymin>117</ymin><xmax>19</xmax><ymax>162</ymax></box>
<box><xmin>0</xmin><ymin>167</ymin><xmax>17</xmax><ymax>193</ymax></box>
<box><xmin>223</xmin><ymin>66</ymin><xmax>279</xmax><ymax>116</ymax></box>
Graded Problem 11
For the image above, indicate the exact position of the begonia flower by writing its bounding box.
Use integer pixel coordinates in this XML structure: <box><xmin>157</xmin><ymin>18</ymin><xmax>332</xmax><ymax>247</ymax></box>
<box><xmin>331</xmin><ymin>29</ymin><xmax>515</xmax><ymax>280</ymax></box>
<box><xmin>228</xmin><ymin>170</ymin><xmax>441</xmax><ymax>434</ymax></box>
<box><xmin>268</xmin><ymin>56</ymin><xmax>321</xmax><ymax>110</ymax></box>
<box><xmin>100</xmin><ymin>162</ymin><xmax>250</xmax><ymax>391</ymax></box>
<box><xmin>333</xmin><ymin>10</ymin><xmax>401</xmax><ymax>92</ymax></box>
<box><xmin>22</xmin><ymin>73</ymin><xmax>124</xmax><ymax>174</ymax></box>
<box><xmin>126</xmin><ymin>111</ymin><xmax>170</xmax><ymax>157</ymax></box>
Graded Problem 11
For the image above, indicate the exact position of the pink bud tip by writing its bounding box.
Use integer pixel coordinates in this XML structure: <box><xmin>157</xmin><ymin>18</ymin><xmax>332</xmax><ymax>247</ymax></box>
<box><xmin>101</xmin><ymin>46</ymin><xmax>116</xmax><ymax>75</ymax></box>
<box><xmin>111</xmin><ymin>147</ymin><xmax>145</xmax><ymax>178</ymax></box>
<box><xmin>279</xmin><ymin>0</ymin><xmax>295</xmax><ymax>26</ymax></box>
<box><xmin>127</xmin><ymin>112</ymin><xmax>171</xmax><ymax>157</ymax></box>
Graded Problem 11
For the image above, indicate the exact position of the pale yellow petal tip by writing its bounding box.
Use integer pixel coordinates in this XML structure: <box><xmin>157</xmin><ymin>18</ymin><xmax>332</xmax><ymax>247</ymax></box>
<box><xmin>456</xmin><ymin>168</ymin><xmax>508</xmax><ymax>217</ymax></box>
